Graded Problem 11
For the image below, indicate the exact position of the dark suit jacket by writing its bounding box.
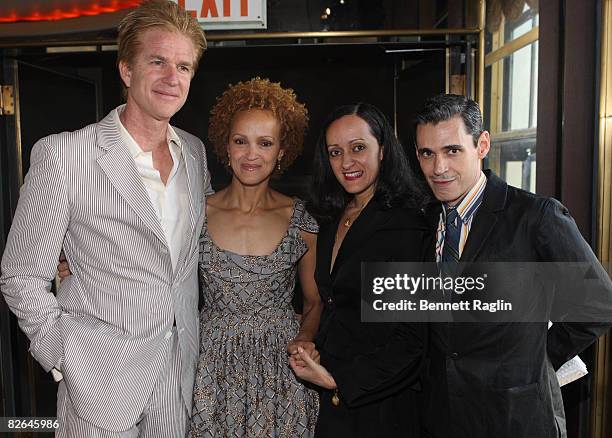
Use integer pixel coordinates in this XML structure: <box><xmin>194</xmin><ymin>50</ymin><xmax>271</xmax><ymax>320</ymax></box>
<box><xmin>421</xmin><ymin>170</ymin><xmax>612</xmax><ymax>438</ymax></box>
<box><xmin>314</xmin><ymin>198</ymin><xmax>432</xmax><ymax>438</ymax></box>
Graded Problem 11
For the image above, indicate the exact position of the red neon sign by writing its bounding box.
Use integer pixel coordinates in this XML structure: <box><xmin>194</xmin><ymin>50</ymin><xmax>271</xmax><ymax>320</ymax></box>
<box><xmin>0</xmin><ymin>1</ymin><xmax>142</xmax><ymax>23</ymax></box>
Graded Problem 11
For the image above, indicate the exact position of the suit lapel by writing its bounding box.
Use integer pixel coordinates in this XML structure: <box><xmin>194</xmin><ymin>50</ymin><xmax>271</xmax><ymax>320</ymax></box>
<box><xmin>424</xmin><ymin>201</ymin><xmax>442</xmax><ymax>262</ymax></box>
<box><xmin>459</xmin><ymin>171</ymin><xmax>508</xmax><ymax>263</ymax></box>
<box><xmin>320</xmin><ymin>218</ymin><xmax>337</xmax><ymax>273</ymax></box>
<box><xmin>459</xmin><ymin>208</ymin><xmax>498</xmax><ymax>263</ymax></box>
<box><xmin>331</xmin><ymin>199</ymin><xmax>394</xmax><ymax>278</ymax></box>
<box><xmin>177</xmin><ymin>132</ymin><xmax>201</xmax><ymax>229</ymax></box>
<box><xmin>316</xmin><ymin>218</ymin><xmax>338</xmax><ymax>294</ymax></box>
<box><xmin>173</xmin><ymin>130</ymin><xmax>205</xmax><ymax>275</ymax></box>
<box><xmin>95</xmin><ymin>111</ymin><xmax>167</xmax><ymax>246</ymax></box>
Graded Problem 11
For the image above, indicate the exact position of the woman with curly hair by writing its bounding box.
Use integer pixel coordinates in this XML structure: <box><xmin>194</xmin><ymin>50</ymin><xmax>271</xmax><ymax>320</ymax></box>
<box><xmin>188</xmin><ymin>78</ymin><xmax>321</xmax><ymax>437</ymax></box>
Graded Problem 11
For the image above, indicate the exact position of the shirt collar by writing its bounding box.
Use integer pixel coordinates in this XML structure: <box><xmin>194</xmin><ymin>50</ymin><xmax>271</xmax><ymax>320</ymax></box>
<box><xmin>443</xmin><ymin>171</ymin><xmax>487</xmax><ymax>224</ymax></box>
<box><xmin>114</xmin><ymin>105</ymin><xmax>183</xmax><ymax>159</ymax></box>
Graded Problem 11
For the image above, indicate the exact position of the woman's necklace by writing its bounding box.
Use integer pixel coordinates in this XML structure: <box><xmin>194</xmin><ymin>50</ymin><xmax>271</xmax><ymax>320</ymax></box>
<box><xmin>332</xmin><ymin>197</ymin><xmax>373</xmax><ymax>270</ymax></box>
<box><xmin>342</xmin><ymin>199</ymin><xmax>370</xmax><ymax>228</ymax></box>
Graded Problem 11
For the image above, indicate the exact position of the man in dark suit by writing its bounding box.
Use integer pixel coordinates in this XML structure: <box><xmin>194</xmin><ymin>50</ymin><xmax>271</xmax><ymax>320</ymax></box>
<box><xmin>414</xmin><ymin>93</ymin><xmax>612</xmax><ymax>438</ymax></box>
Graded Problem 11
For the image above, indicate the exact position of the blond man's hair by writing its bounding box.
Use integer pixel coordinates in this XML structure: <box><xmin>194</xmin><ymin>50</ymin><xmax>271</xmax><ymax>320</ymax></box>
<box><xmin>117</xmin><ymin>0</ymin><xmax>206</xmax><ymax>75</ymax></box>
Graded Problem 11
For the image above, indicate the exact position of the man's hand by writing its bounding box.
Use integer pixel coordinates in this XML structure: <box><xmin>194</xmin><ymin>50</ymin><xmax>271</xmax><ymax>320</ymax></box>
<box><xmin>57</xmin><ymin>252</ymin><xmax>71</xmax><ymax>281</ymax></box>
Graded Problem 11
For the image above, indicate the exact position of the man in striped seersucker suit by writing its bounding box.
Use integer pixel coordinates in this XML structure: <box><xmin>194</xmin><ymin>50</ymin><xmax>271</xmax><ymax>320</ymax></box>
<box><xmin>0</xmin><ymin>1</ymin><xmax>213</xmax><ymax>436</ymax></box>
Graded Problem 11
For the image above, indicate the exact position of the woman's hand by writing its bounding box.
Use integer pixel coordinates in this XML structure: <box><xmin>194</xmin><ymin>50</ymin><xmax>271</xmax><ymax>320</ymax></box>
<box><xmin>287</xmin><ymin>339</ymin><xmax>319</xmax><ymax>367</ymax></box>
<box><xmin>289</xmin><ymin>346</ymin><xmax>336</xmax><ymax>390</ymax></box>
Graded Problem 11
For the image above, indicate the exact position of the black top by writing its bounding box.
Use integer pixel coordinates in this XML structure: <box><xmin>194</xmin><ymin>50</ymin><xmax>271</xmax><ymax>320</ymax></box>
<box><xmin>314</xmin><ymin>197</ymin><xmax>433</xmax><ymax>438</ymax></box>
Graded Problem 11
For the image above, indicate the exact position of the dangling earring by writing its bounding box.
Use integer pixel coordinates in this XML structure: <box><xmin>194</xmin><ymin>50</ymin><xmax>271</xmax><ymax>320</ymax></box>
<box><xmin>277</xmin><ymin>153</ymin><xmax>283</xmax><ymax>171</ymax></box>
<box><xmin>226</xmin><ymin>152</ymin><xmax>231</xmax><ymax>168</ymax></box>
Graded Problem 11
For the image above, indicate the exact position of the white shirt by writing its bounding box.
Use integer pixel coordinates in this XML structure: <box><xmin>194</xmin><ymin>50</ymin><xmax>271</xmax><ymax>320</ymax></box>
<box><xmin>115</xmin><ymin>106</ymin><xmax>189</xmax><ymax>272</ymax></box>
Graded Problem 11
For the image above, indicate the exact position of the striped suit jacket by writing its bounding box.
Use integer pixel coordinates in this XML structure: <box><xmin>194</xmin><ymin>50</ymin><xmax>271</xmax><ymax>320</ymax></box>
<box><xmin>0</xmin><ymin>108</ymin><xmax>212</xmax><ymax>431</ymax></box>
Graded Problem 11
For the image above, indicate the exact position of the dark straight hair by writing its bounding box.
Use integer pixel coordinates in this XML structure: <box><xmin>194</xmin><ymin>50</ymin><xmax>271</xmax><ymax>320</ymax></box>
<box><xmin>309</xmin><ymin>103</ymin><xmax>424</xmax><ymax>222</ymax></box>
<box><xmin>414</xmin><ymin>93</ymin><xmax>483</xmax><ymax>146</ymax></box>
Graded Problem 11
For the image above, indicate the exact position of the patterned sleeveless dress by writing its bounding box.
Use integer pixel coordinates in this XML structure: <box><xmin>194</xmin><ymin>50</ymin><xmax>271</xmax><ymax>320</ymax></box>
<box><xmin>189</xmin><ymin>199</ymin><xmax>319</xmax><ymax>437</ymax></box>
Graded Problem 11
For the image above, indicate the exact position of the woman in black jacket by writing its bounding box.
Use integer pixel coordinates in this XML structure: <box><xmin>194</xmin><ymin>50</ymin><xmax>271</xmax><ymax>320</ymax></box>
<box><xmin>290</xmin><ymin>103</ymin><xmax>432</xmax><ymax>437</ymax></box>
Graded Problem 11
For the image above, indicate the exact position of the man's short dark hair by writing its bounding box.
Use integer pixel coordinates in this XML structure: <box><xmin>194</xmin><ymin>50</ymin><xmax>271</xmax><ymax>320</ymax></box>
<box><xmin>414</xmin><ymin>94</ymin><xmax>483</xmax><ymax>146</ymax></box>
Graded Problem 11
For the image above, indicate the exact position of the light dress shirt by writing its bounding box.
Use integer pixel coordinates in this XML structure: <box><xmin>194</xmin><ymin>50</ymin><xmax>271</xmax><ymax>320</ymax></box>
<box><xmin>115</xmin><ymin>106</ymin><xmax>189</xmax><ymax>273</ymax></box>
<box><xmin>435</xmin><ymin>171</ymin><xmax>487</xmax><ymax>262</ymax></box>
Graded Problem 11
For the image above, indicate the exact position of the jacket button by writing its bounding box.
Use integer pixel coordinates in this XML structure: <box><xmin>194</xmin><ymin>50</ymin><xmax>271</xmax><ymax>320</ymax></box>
<box><xmin>450</xmin><ymin>352</ymin><xmax>459</xmax><ymax>359</ymax></box>
<box><xmin>327</xmin><ymin>297</ymin><xmax>333</xmax><ymax>304</ymax></box>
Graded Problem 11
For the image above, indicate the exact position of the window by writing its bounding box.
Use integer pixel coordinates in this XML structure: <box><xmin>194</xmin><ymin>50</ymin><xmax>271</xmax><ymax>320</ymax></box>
<box><xmin>484</xmin><ymin>5</ymin><xmax>539</xmax><ymax>192</ymax></box>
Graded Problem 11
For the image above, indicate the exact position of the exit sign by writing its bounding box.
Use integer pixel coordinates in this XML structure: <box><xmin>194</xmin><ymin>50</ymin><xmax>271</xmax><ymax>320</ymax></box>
<box><xmin>174</xmin><ymin>0</ymin><xmax>267</xmax><ymax>30</ymax></box>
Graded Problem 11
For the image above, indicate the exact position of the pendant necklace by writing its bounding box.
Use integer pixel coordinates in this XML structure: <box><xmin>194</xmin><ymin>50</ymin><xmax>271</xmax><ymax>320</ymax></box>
<box><xmin>343</xmin><ymin>201</ymin><xmax>369</xmax><ymax>228</ymax></box>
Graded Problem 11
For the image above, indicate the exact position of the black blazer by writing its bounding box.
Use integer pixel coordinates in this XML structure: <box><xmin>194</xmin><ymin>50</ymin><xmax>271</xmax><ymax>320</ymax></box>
<box><xmin>421</xmin><ymin>171</ymin><xmax>612</xmax><ymax>438</ymax></box>
<box><xmin>314</xmin><ymin>198</ymin><xmax>433</xmax><ymax>438</ymax></box>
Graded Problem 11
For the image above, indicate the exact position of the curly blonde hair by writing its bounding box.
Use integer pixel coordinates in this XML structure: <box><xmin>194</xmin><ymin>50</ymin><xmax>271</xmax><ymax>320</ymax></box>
<box><xmin>209</xmin><ymin>77</ymin><xmax>309</xmax><ymax>175</ymax></box>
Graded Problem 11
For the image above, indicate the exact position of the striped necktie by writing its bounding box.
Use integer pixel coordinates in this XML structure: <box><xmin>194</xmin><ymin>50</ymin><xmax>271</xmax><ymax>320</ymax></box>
<box><xmin>442</xmin><ymin>207</ymin><xmax>461</xmax><ymax>265</ymax></box>
<box><xmin>439</xmin><ymin>207</ymin><xmax>461</xmax><ymax>303</ymax></box>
